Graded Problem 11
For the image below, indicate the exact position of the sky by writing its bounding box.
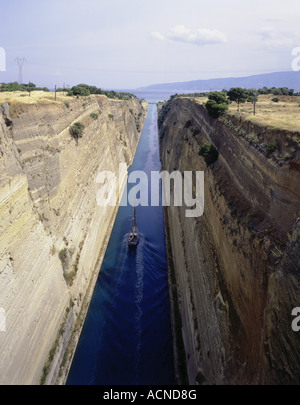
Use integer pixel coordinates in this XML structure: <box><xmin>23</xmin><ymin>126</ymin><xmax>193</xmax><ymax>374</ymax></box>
<box><xmin>0</xmin><ymin>0</ymin><xmax>300</xmax><ymax>90</ymax></box>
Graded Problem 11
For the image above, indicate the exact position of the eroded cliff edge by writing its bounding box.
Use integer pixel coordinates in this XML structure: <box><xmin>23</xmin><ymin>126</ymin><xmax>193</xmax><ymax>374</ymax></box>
<box><xmin>0</xmin><ymin>93</ymin><xmax>146</xmax><ymax>384</ymax></box>
<box><xmin>159</xmin><ymin>97</ymin><xmax>300</xmax><ymax>384</ymax></box>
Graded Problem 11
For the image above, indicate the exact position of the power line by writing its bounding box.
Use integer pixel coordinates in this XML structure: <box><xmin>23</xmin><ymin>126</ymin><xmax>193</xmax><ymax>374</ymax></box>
<box><xmin>27</xmin><ymin>61</ymin><xmax>203</xmax><ymax>75</ymax></box>
<box><xmin>26</xmin><ymin>62</ymin><xmax>285</xmax><ymax>76</ymax></box>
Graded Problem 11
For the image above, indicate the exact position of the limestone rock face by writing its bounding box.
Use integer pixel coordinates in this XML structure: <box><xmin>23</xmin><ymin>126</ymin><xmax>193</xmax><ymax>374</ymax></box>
<box><xmin>159</xmin><ymin>97</ymin><xmax>300</xmax><ymax>385</ymax></box>
<box><xmin>0</xmin><ymin>93</ymin><xmax>146</xmax><ymax>384</ymax></box>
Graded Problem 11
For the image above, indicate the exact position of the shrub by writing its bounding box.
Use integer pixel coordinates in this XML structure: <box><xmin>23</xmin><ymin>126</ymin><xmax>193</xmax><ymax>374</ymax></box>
<box><xmin>198</xmin><ymin>141</ymin><xmax>219</xmax><ymax>166</ymax></box>
<box><xmin>184</xmin><ymin>120</ymin><xmax>193</xmax><ymax>129</ymax></box>
<box><xmin>267</xmin><ymin>140</ymin><xmax>278</xmax><ymax>154</ymax></box>
<box><xmin>108</xmin><ymin>114</ymin><xmax>114</xmax><ymax>120</ymax></box>
<box><xmin>58</xmin><ymin>248</ymin><xmax>68</xmax><ymax>270</ymax></box>
<box><xmin>63</xmin><ymin>269</ymin><xmax>77</xmax><ymax>286</ymax></box>
<box><xmin>192</xmin><ymin>128</ymin><xmax>200</xmax><ymax>137</ymax></box>
<box><xmin>69</xmin><ymin>122</ymin><xmax>84</xmax><ymax>141</ymax></box>
<box><xmin>248</xmin><ymin>134</ymin><xmax>258</xmax><ymax>145</ymax></box>
<box><xmin>272</xmin><ymin>97</ymin><xmax>280</xmax><ymax>103</ymax></box>
<box><xmin>90</xmin><ymin>112</ymin><xmax>98</xmax><ymax>120</ymax></box>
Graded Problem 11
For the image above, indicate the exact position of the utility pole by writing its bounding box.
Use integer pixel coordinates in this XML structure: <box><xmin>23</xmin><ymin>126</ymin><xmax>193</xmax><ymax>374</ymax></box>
<box><xmin>15</xmin><ymin>57</ymin><xmax>26</xmax><ymax>84</ymax></box>
<box><xmin>253</xmin><ymin>90</ymin><xmax>257</xmax><ymax>116</ymax></box>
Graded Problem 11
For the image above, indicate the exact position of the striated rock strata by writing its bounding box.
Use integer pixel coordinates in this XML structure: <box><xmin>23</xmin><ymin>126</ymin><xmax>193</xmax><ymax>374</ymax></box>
<box><xmin>0</xmin><ymin>93</ymin><xmax>146</xmax><ymax>384</ymax></box>
<box><xmin>159</xmin><ymin>97</ymin><xmax>300</xmax><ymax>384</ymax></box>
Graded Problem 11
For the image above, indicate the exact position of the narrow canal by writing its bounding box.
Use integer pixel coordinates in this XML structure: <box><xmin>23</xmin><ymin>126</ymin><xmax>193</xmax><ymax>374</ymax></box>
<box><xmin>67</xmin><ymin>103</ymin><xmax>175</xmax><ymax>385</ymax></box>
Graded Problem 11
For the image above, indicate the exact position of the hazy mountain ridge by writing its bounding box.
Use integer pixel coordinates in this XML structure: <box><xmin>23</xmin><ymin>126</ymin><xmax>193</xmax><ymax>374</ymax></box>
<box><xmin>140</xmin><ymin>71</ymin><xmax>300</xmax><ymax>92</ymax></box>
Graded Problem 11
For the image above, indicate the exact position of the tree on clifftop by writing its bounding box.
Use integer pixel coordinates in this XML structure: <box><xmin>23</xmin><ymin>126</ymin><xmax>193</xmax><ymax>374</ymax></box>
<box><xmin>68</xmin><ymin>84</ymin><xmax>90</xmax><ymax>96</ymax></box>
<box><xmin>205</xmin><ymin>91</ymin><xmax>229</xmax><ymax>118</ymax></box>
<box><xmin>227</xmin><ymin>87</ymin><xmax>248</xmax><ymax>111</ymax></box>
<box><xmin>247</xmin><ymin>89</ymin><xmax>258</xmax><ymax>115</ymax></box>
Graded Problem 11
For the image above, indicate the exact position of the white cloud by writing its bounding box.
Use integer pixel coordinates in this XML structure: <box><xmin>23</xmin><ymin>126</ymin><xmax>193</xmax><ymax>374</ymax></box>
<box><xmin>259</xmin><ymin>26</ymin><xmax>276</xmax><ymax>41</ymax></box>
<box><xmin>151</xmin><ymin>24</ymin><xmax>228</xmax><ymax>46</ymax></box>
<box><xmin>150</xmin><ymin>31</ymin><xmax>166</xmax><ymax>41</ymax></box>
<box><xmin>258</xmin><ymin>26</ymin><xmax>299</xmax><ymax>47</ymax></box>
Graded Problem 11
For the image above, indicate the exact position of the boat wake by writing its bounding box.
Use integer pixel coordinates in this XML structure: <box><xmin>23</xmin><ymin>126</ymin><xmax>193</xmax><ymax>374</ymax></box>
<box><xmin>67</xmin><ymin>103</ymin><xmax>174</xmax><ymax>386</ymax></box>
<box><xmin>134</xmin><ymin>234</ymin><xmax>145</xmax><ymax>384</ymax></box>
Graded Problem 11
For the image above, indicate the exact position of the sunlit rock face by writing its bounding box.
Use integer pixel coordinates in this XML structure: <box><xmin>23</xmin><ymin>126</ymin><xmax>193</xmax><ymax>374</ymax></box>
<box><xmin>0</xmin><ymin>93</ymin><xmax>147</xmax><ymax>384</ymax></box>
<box><xmin>159</xmin><ymin>97</ymin><xmax>300</xmax><ymax>385</ymax></box>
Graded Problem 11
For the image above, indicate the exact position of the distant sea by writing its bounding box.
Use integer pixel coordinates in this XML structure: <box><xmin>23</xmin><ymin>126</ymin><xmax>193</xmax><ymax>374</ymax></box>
<box><xmin>49</xmin><ymin>88</ymin><xmax>207</xmax><ymax>103</ymax></box>
<box><xmin>127</xmin><ymin>89</ymin><xmax>208</xmax><ymax>103</ymax></box>
<box><xmin>125</xmin><ymin>90</ymin><xmax>174</xmax><ymax>103</ymax></box>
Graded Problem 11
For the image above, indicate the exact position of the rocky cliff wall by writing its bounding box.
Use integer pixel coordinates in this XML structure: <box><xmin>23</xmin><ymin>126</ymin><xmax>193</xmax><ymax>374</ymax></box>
<box><xmin>159</xmin><ymin>97</ymin><xmax>300</xmax><ymax>384</ymax></box>
<box><xmin>0</xmin><ymin>93</ymin><xmax>146</xmax><ymax>384</ymax></box>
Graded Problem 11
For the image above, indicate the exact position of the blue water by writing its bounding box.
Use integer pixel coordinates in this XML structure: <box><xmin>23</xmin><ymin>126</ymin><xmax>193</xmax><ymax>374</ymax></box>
<box><xmin>67</xmin><ymin>103</ymin><xmax>175</xmax><ymax>385</ymax></box>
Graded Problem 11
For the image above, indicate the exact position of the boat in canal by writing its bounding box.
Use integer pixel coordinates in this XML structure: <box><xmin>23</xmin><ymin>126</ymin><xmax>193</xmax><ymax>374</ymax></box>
<box><xmin>128</xmin><ymin>205</ymin><xmax>139</xmax><ymax>247</ymax></box>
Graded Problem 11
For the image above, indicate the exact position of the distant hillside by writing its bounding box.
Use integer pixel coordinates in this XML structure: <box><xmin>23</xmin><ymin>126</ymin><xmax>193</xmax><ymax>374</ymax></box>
<box><xmin>140</xmin><ymin>71</ymin><xmax>300</xmax><ymax>92</ymax></box>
